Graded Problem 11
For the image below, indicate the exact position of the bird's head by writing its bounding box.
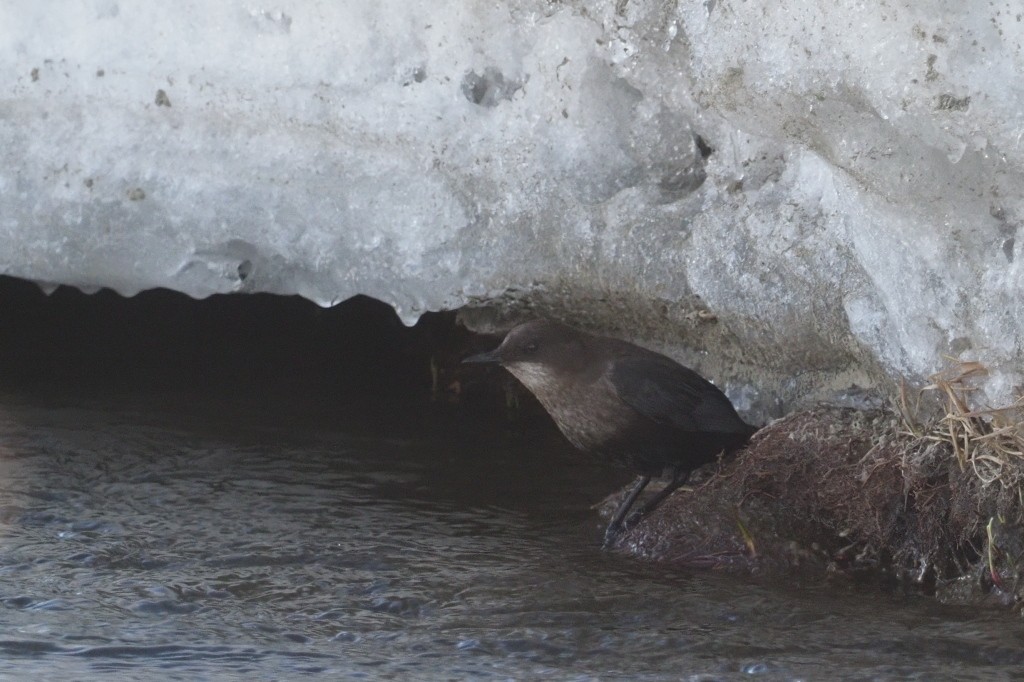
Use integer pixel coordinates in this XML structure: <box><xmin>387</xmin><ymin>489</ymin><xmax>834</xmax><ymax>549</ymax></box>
<box><xmin>462</xmin><ymin>319</ymin><xmax>590</xmax><ymax>389</ymax></box>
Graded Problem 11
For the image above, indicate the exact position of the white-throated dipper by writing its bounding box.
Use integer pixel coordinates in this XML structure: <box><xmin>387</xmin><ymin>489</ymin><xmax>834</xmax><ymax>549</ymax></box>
<box><xmin>464</xmin><ymin>319</ymin><xmax>757</xmax><ymax>547</ymax></box>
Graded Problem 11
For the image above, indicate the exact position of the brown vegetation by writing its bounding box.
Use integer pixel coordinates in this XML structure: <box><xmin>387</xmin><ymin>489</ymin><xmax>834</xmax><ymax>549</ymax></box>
<box><xmin>612</xmin><ymin>364</ymin><xmax>1024</xmax><ymax>609</ymax></box>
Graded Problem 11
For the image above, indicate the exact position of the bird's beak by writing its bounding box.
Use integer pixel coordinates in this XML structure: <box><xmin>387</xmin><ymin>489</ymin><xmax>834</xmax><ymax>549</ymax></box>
<box><xmin>462</xmin><ymin>347</ymin><xmax>501</xmax><ymax>364</ymax></box>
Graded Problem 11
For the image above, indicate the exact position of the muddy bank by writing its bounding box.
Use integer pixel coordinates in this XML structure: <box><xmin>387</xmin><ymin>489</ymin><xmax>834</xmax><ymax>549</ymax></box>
<box><xmin>609</xmin><ymin>395</ymin><xmax>1024</xmax><ymax>609</ymax></box>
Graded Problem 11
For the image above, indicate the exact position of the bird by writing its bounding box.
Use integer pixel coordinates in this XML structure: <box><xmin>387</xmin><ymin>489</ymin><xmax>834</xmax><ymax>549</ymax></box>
<box><xmin>463</xmin><ymin>319</ymin><xmax>757</xmax><ymax>547</ymax></box>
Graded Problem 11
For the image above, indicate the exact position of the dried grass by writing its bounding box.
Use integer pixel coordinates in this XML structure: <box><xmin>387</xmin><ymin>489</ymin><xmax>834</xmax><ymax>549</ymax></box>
<box><xmin>899</xmin><ymin>362</ymin><xmax>1024</xmax><ymax>512</ymax></box>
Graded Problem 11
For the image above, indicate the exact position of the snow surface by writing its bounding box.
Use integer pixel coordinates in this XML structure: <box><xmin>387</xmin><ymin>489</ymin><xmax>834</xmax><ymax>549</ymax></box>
<box><xmin>2</xmin><ymin>1</ymin><xmax>1022</xmax><ymax>410</ymax></box>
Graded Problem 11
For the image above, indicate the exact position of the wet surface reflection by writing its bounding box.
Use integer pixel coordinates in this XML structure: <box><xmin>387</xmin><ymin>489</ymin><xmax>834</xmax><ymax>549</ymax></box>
<box><xmin>0</xmin><ymin>395</ymin><xmax>1021</xmax><ymax>681</ymax></box>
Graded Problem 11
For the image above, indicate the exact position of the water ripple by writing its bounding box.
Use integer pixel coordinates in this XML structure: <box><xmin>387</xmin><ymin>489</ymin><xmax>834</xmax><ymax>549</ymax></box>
<box><xmin>0</xmin><ymin>396</ymin><xmax>1021</xmax><ymax>680</ymax></box>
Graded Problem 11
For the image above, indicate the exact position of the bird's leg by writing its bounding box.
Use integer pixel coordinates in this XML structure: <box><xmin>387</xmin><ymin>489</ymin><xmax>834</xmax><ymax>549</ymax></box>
<box><xmin>603</xmin><ymin>475</ymin><xmax>651</xmax><ymax>548</ymax></box>
<box><xmin>624</xmin><ymin>468</ymin><xmax>691</xmax><ymax>529</ymax></box>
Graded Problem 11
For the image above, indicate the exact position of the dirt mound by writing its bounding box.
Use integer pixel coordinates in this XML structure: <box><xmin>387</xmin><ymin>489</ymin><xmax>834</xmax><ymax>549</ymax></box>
<box><xmin>613</xmin><ymin>367</ymin><xmax>1024</xmax><ymax>608</ymax></box>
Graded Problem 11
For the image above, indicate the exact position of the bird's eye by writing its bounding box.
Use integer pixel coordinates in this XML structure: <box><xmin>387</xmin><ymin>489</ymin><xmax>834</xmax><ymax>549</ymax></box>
<box><xmin>522</xmin><ymin>342</ymin><xmax>538</xmax><ymax>355</ymax></box>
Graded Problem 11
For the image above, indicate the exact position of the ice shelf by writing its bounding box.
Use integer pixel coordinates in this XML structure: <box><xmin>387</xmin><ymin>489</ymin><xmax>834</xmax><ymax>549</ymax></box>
<box><xmin>2</xmin><ymin>1</ymin><xmax>1022</xmax><ymax>412</ymax></box>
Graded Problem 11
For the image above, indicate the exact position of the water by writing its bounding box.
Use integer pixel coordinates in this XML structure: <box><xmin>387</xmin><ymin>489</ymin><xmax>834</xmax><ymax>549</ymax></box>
<box><xmin>0</xmin><ymin>394</ymin><xmax>1021</xmax><ymax>681</ymax></box>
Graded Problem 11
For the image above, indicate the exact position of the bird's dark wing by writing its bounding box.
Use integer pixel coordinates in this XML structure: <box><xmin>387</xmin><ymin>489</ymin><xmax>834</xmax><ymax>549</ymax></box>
<box><xmin>610</xmin><ymin>356</ymin><xmax>748</xmax><ymax>434</ymax></box>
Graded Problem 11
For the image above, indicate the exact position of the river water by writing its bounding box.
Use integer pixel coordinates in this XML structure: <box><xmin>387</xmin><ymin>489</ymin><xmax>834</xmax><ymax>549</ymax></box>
<box><xmin>0</xmin><ymin>393</ymin><xmax>1021</xmax><ymax>681</ymax></box>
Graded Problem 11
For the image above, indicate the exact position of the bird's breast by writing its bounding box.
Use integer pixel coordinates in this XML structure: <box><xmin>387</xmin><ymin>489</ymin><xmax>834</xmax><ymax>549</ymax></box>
<box><xmin>514</xmin><ymin>369</ymin><xmax>636</xmax><ymax>454</ymax></box>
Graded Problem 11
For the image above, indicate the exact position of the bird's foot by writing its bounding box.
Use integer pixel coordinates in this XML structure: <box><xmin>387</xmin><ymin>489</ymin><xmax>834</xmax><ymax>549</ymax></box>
<box><xmin>603</xmin><ymin>511</ymin><xmax>652</xmax><ymax>549</ymax></box>
<box><xmin>623</xmin><ymin>510</ymin><xmax>645</xmax><ymax>531</ymax></box>
<box><xmin>602</xmin><ymin>524</ymin><xmax>623</xmax><ymax>550</ymax></box>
